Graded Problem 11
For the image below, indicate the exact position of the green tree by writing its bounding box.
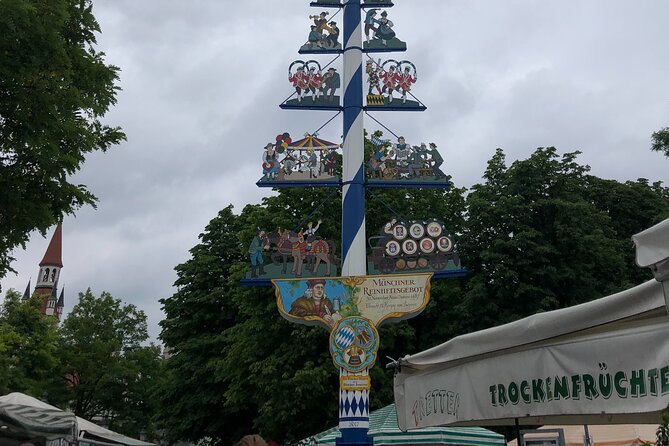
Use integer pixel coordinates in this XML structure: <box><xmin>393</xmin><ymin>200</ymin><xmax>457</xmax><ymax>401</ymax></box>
<box><xmin>156</xmin><ymin>173</ymin><xmax>469</xmax><ymax>444</ymax></box>
<box><xmin>0</xmin><ymin>290</ymin><xmax>59</xmax><ymax>397</ymax></box>
<box><xmin>0</xmin><ymin>0</ymin><xmax>125</xmax><ymax>283</ymax></box>
<box><xmin>54</xmin><ymin>289</ymin><xmax>160</xmax><ymax>438</ymax></box>
<box><xmin>156</xmin><ymin>144</ymin><xmax>666</xmax><ymax>444</ymax></box>
<box><xmin>651</xmin><ymin>127</ymin><xmax>669</xmax><ymax>157</ymax></box>
<box><xmin>586</xmin><ymin>177</ymin><xmax>669</xmax><ymax>284</ymax></box>
<box><xmin>156</xmin><ymin>206</ymin><xmax>251</xmax><ymax>444</ymax></box>
<box><xmin>458</xmin><ymin>148</ymin><xmax>634</xmax><ymax>333</ymax></box>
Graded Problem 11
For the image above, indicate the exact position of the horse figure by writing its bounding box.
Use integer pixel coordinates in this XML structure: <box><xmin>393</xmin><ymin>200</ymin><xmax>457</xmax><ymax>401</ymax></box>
<box><xmin>264</xmin><ymin>230</ymin><xmax>297</xmax><ymax>274</ymax></box>
<box><xmin>263</xmin><ymin>229</ymin><xmax>337</xmax><ymax>277</ymax></box>
<box><xmin>306</xmin><ymin>239</ymin><xmax>332</xmax><ymax>276</ymax></box>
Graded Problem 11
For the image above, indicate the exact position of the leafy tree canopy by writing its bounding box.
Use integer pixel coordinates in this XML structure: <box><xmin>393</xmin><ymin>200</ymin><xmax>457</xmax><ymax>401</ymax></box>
<box><xmin>0</xmin><ymin>290</ymin><xmax>59</xmax><ymax>396</ymax></box>
<box><xmin>52</xmin><ymin>290</ymin><xmax>160</xmax><ymax>438</ymax></box>
<box><xmin>156</xmin><ymin>144</ymin><xmax>668</xmax><ymax>445</ymax></box>
<box><xmin>651</xmin><ymin>127</ymin><xmax>669</xmax><ymax>157</ymax></box>
<box><xmin>0</xmin><ymin>0</ymin><xmax>125</xmax><ymax>283</ymax></box>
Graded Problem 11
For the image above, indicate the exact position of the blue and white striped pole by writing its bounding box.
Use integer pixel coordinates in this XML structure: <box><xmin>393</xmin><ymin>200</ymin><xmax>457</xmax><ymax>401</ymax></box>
<box><xmin>341</xmin><ymin>1</ymin><xmax>365</xmax><ymax>277</ymax></box>
<box><xmin>339</xmin><ymin>1</ymin><xmax>371</xmax><ymax>445</ymax></box>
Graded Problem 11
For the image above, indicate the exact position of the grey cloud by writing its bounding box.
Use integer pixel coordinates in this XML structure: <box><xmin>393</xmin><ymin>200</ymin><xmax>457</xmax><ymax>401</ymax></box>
<box><xmin>3</xmin><ymin>0</ymin><xmax>668</xmax><ymax>341</ymax></box>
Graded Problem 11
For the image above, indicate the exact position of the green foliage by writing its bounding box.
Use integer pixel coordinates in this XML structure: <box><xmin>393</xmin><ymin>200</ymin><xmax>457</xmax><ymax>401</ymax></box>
<box><xmin>658</xmin><ymin>411</ymin><xmax>669</xmax><ymax>446</ymax></box>
<box><xmin>0</xmin><ymin>0</ymin><xmax>125</xmax><ymax>283</ymax></box>
<box><xmin>156</xmin><ymin>144</ymin><xmax>668</xmax><ymax>445</ymax></box>
<box><xmin>0</xmin><ymin>290</ymin><xmax>59</xmax><ymax>396</ymax></box>
<box><xmin>157</xmin><ymin>207</ymin><xmax>251</xmax><ymax>443</ymax></box>
<box><xmin>651</xmin><ymin>127</ymin><xmax>669</xmax><ymax>157</ymax></box>
<box><xmin>0</xmin><ymin>288</ymin><xmax>159</xmax><ymax>438</ymax></box>
<box><xmin>458</xmin><ymin>148</ymin><xmax>637</xmax><ymax>332</ymax></box>
<box><xmin>54</xmin><ymin>289</ymin><xmax>160</xmax><ymax>438</ymax></box>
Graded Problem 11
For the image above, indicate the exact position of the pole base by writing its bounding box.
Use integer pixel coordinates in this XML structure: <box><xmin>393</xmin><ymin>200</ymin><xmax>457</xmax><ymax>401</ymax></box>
<box><xmin>335</xmin><ymin>428</ymin><xmax>373</xmax><ymax>446</ymax></box>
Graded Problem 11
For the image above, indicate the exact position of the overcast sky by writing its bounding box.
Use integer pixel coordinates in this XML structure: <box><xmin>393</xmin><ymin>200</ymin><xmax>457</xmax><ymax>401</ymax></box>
<box><xmin>2</xmin><ymin>0</ymin><xmax>668</xmax><ymax>342</ymax></box>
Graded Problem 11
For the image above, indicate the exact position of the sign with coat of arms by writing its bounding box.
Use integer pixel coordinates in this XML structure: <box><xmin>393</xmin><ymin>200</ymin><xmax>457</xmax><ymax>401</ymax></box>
<box><xmin>272</xmin><ymin>273</ymin><xmax>431</xmax><ymax>330</ymax></box>
<box><xmin>330</xmin><ymin>317</ymin><xmax>379</xmax><ymax>372</ymax></box>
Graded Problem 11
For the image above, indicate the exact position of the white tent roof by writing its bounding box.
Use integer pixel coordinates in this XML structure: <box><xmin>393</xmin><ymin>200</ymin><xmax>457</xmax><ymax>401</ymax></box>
<box><xmin>632</xmin><ymin>218</ymin><xmax>669</xmax><ymax>270</ymax></box>
<box><xmin>76</xmin><ymin>416</ymin><xmax>154</xmax><ymax>446</ymax></box>
<box><xmin>0</xmin><ymin>393</ymin><xmax>154</xmax><ymax>446</ymax></box>
<box><xmin>393</xmin><ymin>280</ymin><xmax>669</xmax><ymax>430</ymax></box>
<box><xmin>0</xmin><ymin>393</ymin><xmax>76</xmax><ymax>441</ymax></box>
<box><xmin>507</xmin><ymin>424</ymin><xmax>658</xmax><ymax>446</ymax></box>
<box><xmin>398</xmin><ymin>279</ymin><xmax>664</xmax><ymax>370</ymax></box>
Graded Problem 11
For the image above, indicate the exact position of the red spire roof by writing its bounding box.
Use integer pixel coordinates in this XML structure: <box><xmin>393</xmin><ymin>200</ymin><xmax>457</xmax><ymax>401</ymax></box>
<box><xmin>39</xmin><ymin>224</ymin><xmax>63</xmax><ymax>267</ymax></box>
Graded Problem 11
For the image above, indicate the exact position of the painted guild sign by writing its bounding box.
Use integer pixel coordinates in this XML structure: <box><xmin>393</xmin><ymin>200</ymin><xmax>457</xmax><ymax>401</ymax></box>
<box><xmin>363</xmin><ymin>9</ymin><xmax>406</xmax><ymax>52</ymax></box>
<box><xmin>366</xmin><ymin>59</ymin><xmax>421</xmax><ymax>108</ymax></box>
<box><xmin>368</xmin><ymin>133</ymin><xmax>447</xmax><ymax>183</ymax></box>
<box><xmin>286</xmin><ymin>60</ymin><xmax>340</xmax><ymax>108</ymax></box>
<box><xmin>300</xmin><ymin>11</ymin><xmax>342</xmax><ymax>53</ymax></box>
<box><xmin>246</xmin><ymin>225</ymin><xmax>338</xmax><ymax>280</ymax></box>
<box><xmin>273</xmin><ymin>273</ymin><xmax>432</xmax><ymax>329</ymax></box>
<box><xmin>367</xmin><ymin>219</ymin><xmax>461</xmax><ymax>275</ymax></box>
<box><xmin>259</xmin><ymin>132</ymin><xmax>340</xmax><ymax>184</ymax></box>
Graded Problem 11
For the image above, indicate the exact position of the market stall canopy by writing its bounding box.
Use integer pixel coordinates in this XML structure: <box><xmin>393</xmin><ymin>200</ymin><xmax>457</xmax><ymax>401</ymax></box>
<box><xmin>0</xmin><ymin>393</ymin><xmax>154</xmax><ymax>446</ymax></box>
<box><xmin>315</xmin><ymin>404</ymin><xmax>505</xmax><ymax>445</ymax></box>
<box><xmin>77</xmin><ymin>417</ymin><xmax>154</xmax><ymax>446</ymax></box>
<box><xmin>632</xmin><ymin>217</ymin><xmax>669</xmax><ymax>279</ymax></box>
<box><xmin>507</xmin><ymin>424</ymin><xmax>658</xmax><ymax>446</ymax></box>
<box><xmin>633</xmin><ymin>218</ymin><xmax>669</xmax><ymax>309</ymax></box>
<box><xmin>393</xmin><ymin>279</ymin><xmax>669</xmax><ymax>430</ymax></box>
<box><xmin>0</xmin><ymin>393</ymin><xmax>76</xmax><ymax>442</ymax></box>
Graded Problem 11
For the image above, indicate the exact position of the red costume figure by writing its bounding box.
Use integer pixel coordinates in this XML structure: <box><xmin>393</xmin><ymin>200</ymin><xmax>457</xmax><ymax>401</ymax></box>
<box><xmin>380</xmin><ymin>66</ymin><xmax>399</xmax><ymax>103</ymax></box>
<box><xmin>289</xmin><ymin>67</ymin><xmax>309</xmax><ymax>102</ymax></box>
<box><xmin>307</xmin><ymin>68</ymin><xmax>324</xmax><ymax>102</ymax></box>
<box><xmin>398</xmin><ymin>66</ymin><xmax>417</xmax><ymax>104</ymax></box>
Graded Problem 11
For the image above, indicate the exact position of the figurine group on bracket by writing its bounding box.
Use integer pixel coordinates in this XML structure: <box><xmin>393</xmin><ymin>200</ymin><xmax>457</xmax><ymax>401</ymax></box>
<box><xmin>287</xmin><ymin>60</ymin><xmax>341</xmax><ymax>106</ymax></box>
<box><xmin>311</xmin><ymin>0</ymin><xmax>395</xmax><ymax>7</ymax></box>
<box><xmin>363</xmin><ymin>9</ymin><xmax>406</xmax><ymax>51</ymax></box>
<box><xmin>368</xmin><ymin>134</ymin><xmax>446</xmax><ymax>181</ymax></box>
<box><xmin>366</xmin><ymin>59</ymin><xmax>419</xmax><ymax>107</ymax></box>
<box><xmin>301</xmin><ymin>11</ymin><xmax>341</xmax><ymax>52</ymax></box>
<box><xmin>260</xmin><ymin>132</ymin><xmax>340</xmax><ymax>182</ymax></box>
<box><xmin>247</xmin><ymin>221</ymin><xmax>339</xmax><ymax>279</ymax></box>
<box><xmin>367</xmin><ymin>219</ymin><xmax>460</xmax><ymax>275</ymax></box>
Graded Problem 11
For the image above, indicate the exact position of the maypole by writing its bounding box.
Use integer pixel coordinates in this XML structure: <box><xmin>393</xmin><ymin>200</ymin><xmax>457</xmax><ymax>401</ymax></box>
<box><xmin>341</xmin><ymin>0</ymin><xmax>366</xmax><ymax>279</ymax></box>
<box><xmin>246</xmin><ymin>1</ymin><xmax>467</xmax><ymax>444</ymax></box>
<box><xmin>339</xmin><ymin>2</ymin><xmax>371</xmax><ymax>444</ymax></box>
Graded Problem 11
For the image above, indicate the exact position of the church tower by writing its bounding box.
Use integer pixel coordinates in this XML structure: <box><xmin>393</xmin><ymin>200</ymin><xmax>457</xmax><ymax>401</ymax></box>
<box><xmin>35</xmin><ymin>224</ymin><xmax>65</xmax><ymax>321</ymax></box>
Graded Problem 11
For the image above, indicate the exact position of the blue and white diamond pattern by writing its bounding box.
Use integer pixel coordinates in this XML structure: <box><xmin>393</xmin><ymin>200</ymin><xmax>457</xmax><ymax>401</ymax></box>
<box><xmin>335</xmin><ymin>326</ymin><xmax>356</xmax><ymax>349</ymax></box>
<box><xmin>338</xmin><ymin>369</ymin><xmax>370</xmax><ymax>430</ymax></box>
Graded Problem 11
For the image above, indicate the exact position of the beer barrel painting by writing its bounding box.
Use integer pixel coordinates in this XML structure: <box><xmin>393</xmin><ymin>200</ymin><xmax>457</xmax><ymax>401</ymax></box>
<box><xmin>367</xmin><ymin>219</ymin><xmax>461</xmax><ymax>275</ymax></box>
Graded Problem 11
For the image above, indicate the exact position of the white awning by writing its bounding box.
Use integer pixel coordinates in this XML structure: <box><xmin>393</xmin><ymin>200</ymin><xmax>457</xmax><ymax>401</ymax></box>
<box><xmin>632</xmin><ymin>218</ymin><xmax>669</xmax><ymax>274</ymax></box>
<box><xmin>0</xmin><ymin>394</ymin><xmax>76</xmax><ymax>441</ymax></box>
<box><xmin>0</xmin><ymin>393</ymin><xmax>154</xmax><ymax>446</ymax></box>
<box><xmin>393</xmin><ymin>280</ymin><xmax>669</xmax><ymax>430</ymax></box>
